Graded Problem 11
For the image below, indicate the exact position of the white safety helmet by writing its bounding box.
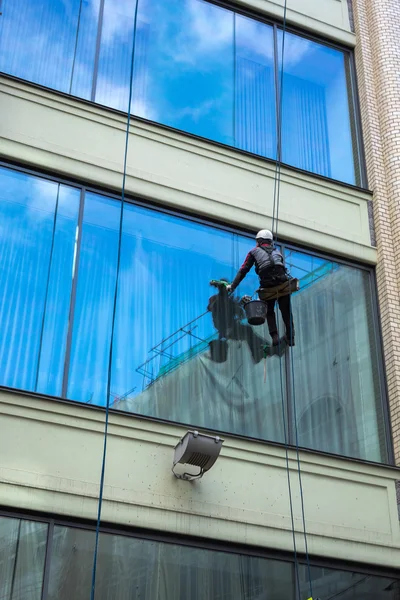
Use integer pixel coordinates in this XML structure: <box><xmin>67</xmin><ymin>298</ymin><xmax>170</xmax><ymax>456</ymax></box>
<box><xmin>256</xmin><ymin>229</ymin><xmax>273</xmax><ymax>242</ymax></box>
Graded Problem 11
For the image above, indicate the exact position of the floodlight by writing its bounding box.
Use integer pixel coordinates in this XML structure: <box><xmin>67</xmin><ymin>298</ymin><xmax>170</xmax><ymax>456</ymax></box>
<box><xmin>172</xmin><ymin>430</ymin><xmax>224</xmax><ymax>480</ymax></box>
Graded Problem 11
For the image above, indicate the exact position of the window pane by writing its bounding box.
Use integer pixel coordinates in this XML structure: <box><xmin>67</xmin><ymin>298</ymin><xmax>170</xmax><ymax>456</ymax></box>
<box><xmin>300</xmin><ymin>563</ymin><xmax>399</xmax><ymax>600</ymax></box>
<box><xmin>111</xmin><ymin>205</ymin><xmax>286</xmax><ymax>443</ymax></box>
<box><xmin>0</xmin><ymin>1</ymin><xmax>360</xmax><ymax>185</ymax></box>
<box><xmin>0</xmin><ymin>168</ymin><xmax>58</xmax><ymax>391</ymax></box>
<box><xmin>66</xmin><ymin>192</ymin><xmax>120</xmax><ymax>405</ymax></box>
<box><xmin>0</xmin><ymin>0</ymin><xmax>95</xmax><ymax>95</ymax></box>
<box><xmin>278</xmin><ymin>31</ymin><xmax>357</xmax><ymax>184</ymax></box>
<box><xmin>48</xmin><ymin>525</ymin><xmax>294</xmax><ymax>600</ymax></box>
<box><xmin>95</xmin><ymin>0</ymin><xmax>138</xmax><ymax>110</ymax></box>
<box><xmin>0</xmin><ymin>516</ymin><xmax>47</xmax><ymax>600</ymax></box>
<box><xmin>36</xmin><ymin>185</ymin><xmax>80</xmax><ymax>397</ymax></box>
<box><xmin>235</xmin><ymin>15</ymin><xmax>276</xmax><ymax>158</ymax></box>
<box><xmin>132</xmin><ymin>0</ymin><xmax>235</xmax><ymax>145</ymax></box>
<box><xmin>286</xmin><ymin>248</ymin><xmax>387</xmax><ymax>462</ymax></box>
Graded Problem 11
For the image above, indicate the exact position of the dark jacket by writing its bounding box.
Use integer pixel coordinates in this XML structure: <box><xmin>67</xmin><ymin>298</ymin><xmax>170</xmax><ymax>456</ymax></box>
<box><xmin>231</xmin><ymin>243</ymin><xmax>290</xmax><ymax>291</ymax></box>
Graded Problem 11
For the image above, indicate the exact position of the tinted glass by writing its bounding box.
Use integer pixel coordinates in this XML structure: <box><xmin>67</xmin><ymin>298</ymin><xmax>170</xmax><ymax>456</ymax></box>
<box><xmin>36</xmin><ymin>185</ymin><xmax>80</xmax><ymax>396</ymax></box>
<box><xmin>67</xmin><ymin>192</ymin><xmax>120</xmax><ymax>405</ymax></box>
<box><xmin>112</xmin><ymin>203</ymin><xmax>287</xmax><ymax>443</ymax></box>
<box><xmin>0</xmin><ymin>165</ymin><xmax>387</xmax><ymax>462</ymax></box>
<box><xmin>0</xmin><ymin>0</ymin><xmax>359</xmax><ymax>184</ymax></box>
<box><xmin>48</xmin><ymin>525</ymin><xmax>294</xmax><ymax>599</ymax></box>
<box><xmin>46</xmin><ymin>525</ymin><xmax>400</xmax><ymax>600</ymax></box>
<box><xmin>0</xmin><ymin>167</ymin><xmax>79</xmax><ymax>394</ymax></box>
<box><xmin>285</xmin><ymin>248</ymin><xmax>386</xmax><ymax>462</ymax></box>
<box><xmin>0</xmin><ymin>516</ymin><xmax>47</xmax><ymax>600</ymax></box>
<box><xmin>0</xmin><ymin>0</ymin><xmax>95</xmax><ymax>97</ymax></box>
<box><xmin>134</xmin><ymin>0</ymin><xmax>235</xmax><ymax>144</ymax></box>
<box><xmin>278</xmin><ymin>30</ymin><xmax>357</xmax><ymax>184</ymax></box>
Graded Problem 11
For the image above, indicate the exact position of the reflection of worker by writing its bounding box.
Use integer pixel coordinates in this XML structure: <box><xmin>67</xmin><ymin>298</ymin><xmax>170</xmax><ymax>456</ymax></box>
<box><xmin>227</xmin><ymin>230</ymin><xmax>295</xmax><ymax>346</ymax></box>
<box><xmin>208</xmin><ymin>279</ymin><xmax>265</xmax><ymax>363</ymax></box>
<box><xmin>207</xmin><ymin>279</ymin><xmax>243</xmax><ymax>339</ymax></box>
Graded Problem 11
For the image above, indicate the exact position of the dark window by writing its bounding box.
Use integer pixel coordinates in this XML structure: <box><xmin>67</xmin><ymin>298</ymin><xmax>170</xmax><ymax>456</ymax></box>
<box><xmin>0</xmin><ymin>516</ymin><xmax>48</xmax><ymax>599</ymax></box>
<box><xmin>0</xmin><ymin>515</ymin><xmax>395</xmax><ymax>600</ymax></box>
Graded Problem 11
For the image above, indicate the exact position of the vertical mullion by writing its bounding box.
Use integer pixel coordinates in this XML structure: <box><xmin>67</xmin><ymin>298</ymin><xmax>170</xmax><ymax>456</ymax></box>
<box><xmin>273</xmin><ymin>23</ymin><xmax>280</xmax><ymax>161</ymax></box>
<box><xmin>61</xmin><ymin>187</ymin><xmax>86</xmax><ymax>398</ymax></box>
<box><xmin>91</xmin><ymin>0</ymin><xmax>106</xmax><ymax>102</ymax></box>
<box><xmin>368</xmin><ymin>269</ymin><xmax>395</xmax><ymax>465</ymax></box>
<box><xmin>41</xmin><ymin>520</ymin><xmax>55</xmax><ymax>600</ymax></box>
<box><xmin>282</xmin><ymin>243</ymin><xmax>294</xmax><ymax>445</ymax></box>
<box><xmin>348</xmin><ymin>50</ymin><xmax>368</xmax><ymax>188</ymax></box>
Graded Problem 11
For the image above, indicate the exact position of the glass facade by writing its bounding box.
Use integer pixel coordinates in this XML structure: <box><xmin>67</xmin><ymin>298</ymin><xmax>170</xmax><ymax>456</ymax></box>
<box><xmin>0</xmin><ymin>516</ymin><xmax>48</xmax><ymax>599</ymax></box>
<box><xmin>0</xmin><ymin>164</ymin><xmax>388</xmax><ymax>463</ymax></box>
<box><xmin>0</xmin><ymin>0</ymin><xmax>359</xmax><ymax>184</ymax></box>
<box><xmin>0</xmin><ymin>514</ymin><xmax>398</xmax><ymax>600</ymax></box>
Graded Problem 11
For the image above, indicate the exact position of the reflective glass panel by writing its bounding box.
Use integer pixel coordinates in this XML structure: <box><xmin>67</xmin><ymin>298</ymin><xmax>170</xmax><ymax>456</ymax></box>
<box><xmin>0</xmin><ymin>168</ymin><xmax>58</xmax><ymax>391</ymax></box>
<box><xmin>111</xmin><ymin>204</ymin><xmax>286</xmax><ymax>443</ymax></box>
<box><xmin>133</xmin><ymin>0</ymin><xmax>235</xmax><ymax>144</ymax></box>
<box><xmin>0</xmin><ymin>0</ymin><xmax>96</xmax><ymax>97</ymax></box>
<box><xmin>48</xmin><ymin>525</ymin><xmax>294</xmax><ymax>599</ymax></box>
<box><xmin>0</xmin><ymin>516</ymin><xmax>47</xmax><ymax>600</ymax></box>
<box><xmin>0</xmin><ymin>0</ymin><xmax>360</xmax><ymax>184</ymax></box>
<box><xmin>286</xmin><ymin>248</ymin><xmax>386</xmax><ymax>462</ymax></box>
<box><xmin>66</xmin><ymin>192</ymin><xmax>120</xmax><ymax>405</ymax></box>
<box><xmin>278</xmin><ymin>30</ymin><xmax>357</xmax><ymax>184</ymax></box>
<box><xmin>95</xmin><ymin>0</ymin><xmax>138</xmax><ymax>110</ymax></box>
<box><xmin>47</xmin><ymin>525</ymin><xmax>400</xmax><ymax>600</ymax></box>
<box><xmin>36</xmin><ymin>185</ymin><xmax>80</xmax><ymax>397</ymax></box>
<box><xmin>235</xmin><ymin>15</ymin><xmax>276</xmax><ymax>157</ymax></box>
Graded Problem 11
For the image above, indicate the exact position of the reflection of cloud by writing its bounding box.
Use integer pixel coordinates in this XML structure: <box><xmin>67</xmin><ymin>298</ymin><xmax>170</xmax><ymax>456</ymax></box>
<box><xmin>236</xmin><ymin>15</ymin><xmax>274</xmax><ymax>63</ymax></box>
<box><xmin>279</xmin><ymin>32</ymin><xmax>315</xmax><ymax>69</ymax></box>
<box><xmin>162</xmin><ymin>0</ymin><xmax>233</xmax><ymax>67</ymax></box>
<box><xmin>91</xmin><ymin>0</ymin><xmax>137</xmax><ymax>45</ymax></box>
<box><xmin>95</xmin><ymin>76</ymin><xmax>158</xmax><ymax>120</ymax></box>
<box><xmin>175</xmin><ymin>99</ymin><xmax>216</xmax><ymax>122</ymax></box>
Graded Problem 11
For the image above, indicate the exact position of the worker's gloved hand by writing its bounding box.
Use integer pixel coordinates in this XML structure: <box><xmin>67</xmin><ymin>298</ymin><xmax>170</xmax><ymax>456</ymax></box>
<box><xmin>226</xmin><ymin>284</ymin><xmax>232</xmax><ymax>293</ymax></box>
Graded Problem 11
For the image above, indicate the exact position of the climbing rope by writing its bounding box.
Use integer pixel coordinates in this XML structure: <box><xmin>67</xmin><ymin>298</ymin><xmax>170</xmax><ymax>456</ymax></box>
<box><xmin>90</xmin><ymin>3</ymin><xmax>140</xmax><ymax>599</ymax></box>
<box><xmin>270</xmin><ymin>2</ymin><xmax>314</xmax><ymax>599</ymax></box>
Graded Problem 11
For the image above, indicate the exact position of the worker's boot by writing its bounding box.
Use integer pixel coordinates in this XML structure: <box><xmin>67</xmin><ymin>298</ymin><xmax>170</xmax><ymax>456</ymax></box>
<box><xmin>271</xmin><ymin>333</ymin><xmax>279</xmax><ymax>346</ymax></box>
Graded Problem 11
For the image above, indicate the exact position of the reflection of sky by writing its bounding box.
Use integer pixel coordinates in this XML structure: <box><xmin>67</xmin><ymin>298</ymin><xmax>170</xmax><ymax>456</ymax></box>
<box><xmin>278</xmin><ymin>31</ymin><xmax>356</xmax><ymax>184</ymax></box>
<box><xmin>0</xmin><ymin>0</ymin><xmax>356</xmax><ymax>183</ymax></box>
<box><xmin>0</xmin><ymin>166</ymin><xmax>358</xmax><ymax>405</ymax></box>
<box><xmin>0</xmin><ymin>166</ymin><xmax>385</xmax><ymax>463</ymax></box>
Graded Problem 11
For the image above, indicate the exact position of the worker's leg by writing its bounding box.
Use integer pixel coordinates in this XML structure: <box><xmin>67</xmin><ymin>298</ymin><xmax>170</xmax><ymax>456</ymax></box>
<box><xmin>266</xmin><ymin>299</ymin><xmax>279</xmax><ymax>345</ymax></box>
<box><xmin>278</xmin><ymin>294</ymin><xmax>295</xmax><ymax>345</ymax></box>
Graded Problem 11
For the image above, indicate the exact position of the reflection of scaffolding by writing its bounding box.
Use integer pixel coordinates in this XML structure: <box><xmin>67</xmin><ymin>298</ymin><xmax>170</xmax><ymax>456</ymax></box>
<box><xmin>110</xmin><ymin>386</ymin><xmax>137</xmax><ymax>406</ymax></box>
<box><xmin>135</xmin><ymin>311</ymin><xmax>215</xmax><ymax>388</ymax></box>
<box><xmin>134</xmin><ymin>260</ymin><xmax>335</xmax><ymax>392</ymax></box>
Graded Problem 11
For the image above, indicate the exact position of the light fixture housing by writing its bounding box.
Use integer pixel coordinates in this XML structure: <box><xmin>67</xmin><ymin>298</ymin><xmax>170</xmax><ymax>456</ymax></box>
<box><xmin>172</xmin><ymin>430</ymin><xmax>224</xmax><ymax>480</ymax></box>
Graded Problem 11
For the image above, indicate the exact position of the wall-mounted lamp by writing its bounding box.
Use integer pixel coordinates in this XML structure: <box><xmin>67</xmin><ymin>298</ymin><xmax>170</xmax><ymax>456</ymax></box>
<box><xmin>172</xmin><ymin>430</ymin><xmax>224</xmax><ymax>481</ymax></box>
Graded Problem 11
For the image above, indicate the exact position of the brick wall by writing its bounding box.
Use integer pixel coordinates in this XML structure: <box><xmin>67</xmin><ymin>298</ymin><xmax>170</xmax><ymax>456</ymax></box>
<box><xmin>353</xmin><ymin>0</ymin><xmax>400</xmax><ymax>464</ymax></box>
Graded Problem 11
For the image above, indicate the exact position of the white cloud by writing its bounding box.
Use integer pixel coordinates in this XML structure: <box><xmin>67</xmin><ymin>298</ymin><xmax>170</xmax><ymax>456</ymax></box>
<box><xmin>91</xmin><ymin>0</ymin><xmax>138</xmax><ymax>46</ymax></box>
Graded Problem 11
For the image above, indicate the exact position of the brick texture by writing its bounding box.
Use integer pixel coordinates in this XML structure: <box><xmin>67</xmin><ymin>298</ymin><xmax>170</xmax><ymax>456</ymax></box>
<box><xmin>353</xmin><ymin>0</ymin><xmax>400</xmax><ymax>464</ymax></box>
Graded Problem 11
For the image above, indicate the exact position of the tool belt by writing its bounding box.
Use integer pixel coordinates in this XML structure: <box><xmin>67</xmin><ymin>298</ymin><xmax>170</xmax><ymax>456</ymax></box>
<box><xmin>258</xmin><ymin>278</ymin><xmax>299</xmax><ymax>301</ymax></box>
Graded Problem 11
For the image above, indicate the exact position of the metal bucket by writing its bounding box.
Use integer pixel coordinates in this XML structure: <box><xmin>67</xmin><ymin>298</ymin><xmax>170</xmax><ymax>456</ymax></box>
<box><xmin>209</xmin><ymin>339</ymin><xmax>228</xmax><ymax>363</ymax></box>
<box><xmin>244</xmin><ymin>300</ymin><xmax>267</xmax><ymax>326</ymax></box>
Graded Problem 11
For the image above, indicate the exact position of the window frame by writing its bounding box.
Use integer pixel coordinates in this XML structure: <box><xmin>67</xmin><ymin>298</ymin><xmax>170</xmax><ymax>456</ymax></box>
<box><xmin>0</xmin><ymin>159</ymin><xmax>393</xmax><ymax>465</ymax></box>
<box><xmin>0</xmin><ymin>508</ymin><xmax>399</xmax><ymax>600</ymax></box>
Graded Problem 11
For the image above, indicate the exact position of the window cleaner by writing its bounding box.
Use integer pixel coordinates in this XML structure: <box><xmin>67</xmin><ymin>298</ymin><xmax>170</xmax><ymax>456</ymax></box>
<box><xmin>227</xmin><ymin>229</ymin><xmax>298</xmax><ymax>346</ymax></box>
